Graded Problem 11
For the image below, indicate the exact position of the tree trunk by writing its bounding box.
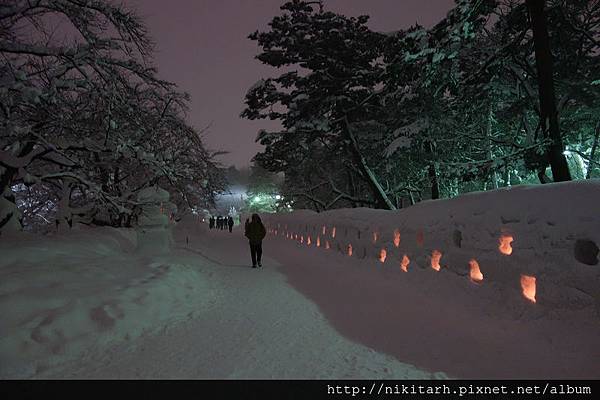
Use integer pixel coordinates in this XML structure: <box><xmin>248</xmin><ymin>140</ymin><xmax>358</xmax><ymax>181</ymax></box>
<box><xmin>0</xmin><ymin>165</ymin><xmax>22</xmax><ymax>235</ymax></box>
<box><xmin>526</xmin><ymin>0</ymin><xmax>571</xmax><ymax>181</ymax></box>
<box><xmin>487</xmin><ymin>103</ymin><xmax>499</xmax><ymax>189</ymax></box>
<box><xmin>586</xmin><ymin>121</ymin><xmax>599</xmax><ymax>179</ymax></box>
<box><xmin>428</xmin><ymin>164</ymin><xmax>440</xmax><ymax>199</ymax></box>
<box><xmin>342</xmin><ymin>117</ymin><xmax>396</xmax><ymax>210</ymax></box>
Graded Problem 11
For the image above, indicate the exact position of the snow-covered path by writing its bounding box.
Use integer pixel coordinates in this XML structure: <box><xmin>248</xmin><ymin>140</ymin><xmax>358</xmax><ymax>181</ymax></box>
<box><xmin>38</xmin><ymin>226</ymin><xmax>440</xmax><ymax>379</ymax></box>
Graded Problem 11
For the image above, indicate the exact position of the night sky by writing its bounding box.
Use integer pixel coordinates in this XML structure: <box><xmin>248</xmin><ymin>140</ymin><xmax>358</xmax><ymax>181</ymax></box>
<box><xmin>125</xmin><ymin>0</ymin><xmax>455</xmax><ymax>168</ymax></box>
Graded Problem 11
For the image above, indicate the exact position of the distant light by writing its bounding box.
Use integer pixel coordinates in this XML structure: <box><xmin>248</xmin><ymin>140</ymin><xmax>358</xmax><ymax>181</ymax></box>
<box><xmin>275</xmin><ymin>195</ymin><xmax>281</xmax><ymax>200</ymax></box>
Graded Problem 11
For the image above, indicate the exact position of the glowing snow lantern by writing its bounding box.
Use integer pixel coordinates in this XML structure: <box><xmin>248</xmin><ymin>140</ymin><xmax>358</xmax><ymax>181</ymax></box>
<box><xmin>379</xmin><ymin>248</ymin><xmax>387</xmax><ymax>263</ymax></box>
<box><xmin>316</xmin><ymin>236</ymin><xmax>321</xmax><ymax>247</ymax></box>
<box><xmin>347</xmin><ymin>244</ymin><xmax>353</xmax><ymax>256</ymax></box>
<box><xmin>325</xmin><ymin>241</ymin><xmax>330</xmax><ymax>249</ymax></box>
<box><xmin>332</xmin><ymin>227</ymin><xmax>336</xmax><ymax>238</ymax></box>
<box><xmin>521</xmin><ymin>275</ymin><xmax>536</xmax><ymax>303</ymax></box>
<box><xmin>300</xmin><ymin>235</ymin><xmax>304</xmax><ymax>244</ymax></box>
<box><xmin>322</xmin><ymin>226</ymin><xmax>326</xmax><ymax>235</ymax></box>
<box><xmin>274</xmin><ymin>229</ymin><xmax>278</xmax><ymax>236</ymax></box>
<box><xmin>499</xmin><ymin>235</ymin><xmax>514</xmax><ymax>255</ymax></box>
<box><xmin>393</xmin><ymin>229</ymin><xmax>401</xmax><ymax>248</ymax></box>
<box><xmin>431</xmin><ymin>250</ymin><xmax>442</xmax><ymax>271</ymax></box>
<box><xmin>307</xmin><ymin>236</ymin><xmax>312</xmax><ymax>246</ymax></box>
<box><xmin>469</xmin><ymin>259</ymin><xmax>483</xmax><ymax>283</ymax></box>
<box><xmin>373</xmin><ymin>232</ymin><xmax>378</xmax><ymax>243</ymax></box>
<box><xmin>401</xmin><ymin>255</ymin><xmax>410</xmax><ymax>272</ymax></box>
<box><xmin>417</xmin><ymin>230</ymin><xmax>424</xmax><ymax>247</ymax></box>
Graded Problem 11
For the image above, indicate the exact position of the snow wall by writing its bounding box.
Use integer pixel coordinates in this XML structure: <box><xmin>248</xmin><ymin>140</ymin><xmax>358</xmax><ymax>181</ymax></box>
<box><xmin>262</xmin><ymin>180</ymin><xmax>600</xmax><ymax>314</ymax></box>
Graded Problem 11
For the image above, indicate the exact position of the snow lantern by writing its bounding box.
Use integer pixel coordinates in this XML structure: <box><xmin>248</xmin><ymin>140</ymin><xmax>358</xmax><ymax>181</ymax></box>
<box><xmin>431</xmin><ymin>250</ymin><xmax>442</xmax><ymax>271</ymax></box>
<box><xmin>379</xmin><ymin>248</ymin><xmax>387</xmax><ymax>263</ymax></box>
<box><xmin>401</xmin><ymin>255</ymin><xmax>410</xmax><ymax>272</ymax></box>
<box><xmin>521</xmin><ymin>275</ymin><xmax>536</xmax><ymax>303</ymax></box>
<box><xmin>393</xmin><ymin>229</ymin><xmax>401</xmax><ymax>247</ymax></box>
<box><xmin>499</xmin><ymin>234</ymin><xmax>514</xmax><ymax>255</ymax></box>
<box><xmin>469</xmin><ymin>259</ymin><xmax>483</xmax><ymax>283</ymax></box>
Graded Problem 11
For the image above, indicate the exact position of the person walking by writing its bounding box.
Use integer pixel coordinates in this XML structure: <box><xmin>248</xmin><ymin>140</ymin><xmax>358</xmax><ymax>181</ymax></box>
<box><xmin>244</xmin><ymin>213</ymin><xmax>266</xmax><ymax>268</ymax></box>
<box><xmin>227</xmin><ymin>216</ymin><xmax>234</xmax><ymax>233</ymax></box>
<box><xmin>209</xmin><ymin>216</ymin><xmax>215</xmax><ymax>229</ymax></box>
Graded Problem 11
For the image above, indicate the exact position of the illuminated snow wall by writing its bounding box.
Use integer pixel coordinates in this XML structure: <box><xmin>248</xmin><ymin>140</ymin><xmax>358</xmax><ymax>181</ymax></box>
<box><xmin>263</xmin><ymin>180</ymin><xmax>600</xmax><ymax>311</ymax></box>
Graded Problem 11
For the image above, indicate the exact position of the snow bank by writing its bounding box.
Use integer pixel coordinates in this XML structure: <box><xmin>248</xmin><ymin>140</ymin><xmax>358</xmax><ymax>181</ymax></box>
<box><xmin>0</xmin><ymin>224</ymin><xmax>211</xmax><ymax>378</ymax></box>
<box><xmin>263</xmin><ymin>181</ymin><xmax>600</xmax><ymax>315</ymax></box>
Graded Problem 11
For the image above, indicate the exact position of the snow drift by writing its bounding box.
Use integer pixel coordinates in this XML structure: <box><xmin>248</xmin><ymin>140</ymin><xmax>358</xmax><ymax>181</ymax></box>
<box><xmin>0</xmin><ymin>222</ymin><xmax>212</xmax><ymax>378</ymax></box>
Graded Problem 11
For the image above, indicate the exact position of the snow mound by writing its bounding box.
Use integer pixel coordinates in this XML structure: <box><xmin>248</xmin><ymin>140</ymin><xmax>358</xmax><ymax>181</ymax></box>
<box><xmin>0</xmin><ymin>225</ymin><xmax>212</xmax><ymax>378</ymax></box>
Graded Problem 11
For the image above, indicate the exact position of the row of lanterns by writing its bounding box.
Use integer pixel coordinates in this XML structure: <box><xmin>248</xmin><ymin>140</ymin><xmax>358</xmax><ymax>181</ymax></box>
<box><xmin>267</xmin><ymin>224</ymin><xmax>536</xmax><ymax>303</ymax></box>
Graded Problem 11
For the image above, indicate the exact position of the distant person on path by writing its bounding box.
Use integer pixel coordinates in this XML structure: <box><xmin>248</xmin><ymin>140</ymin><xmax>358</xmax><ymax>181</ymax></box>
<box><xmin>220</xmin><ymin>216</ymin><xmax>225</xmax><ymax>230</ymax></box>
<box><xmin>209</xmin><ymin>216</ymin><xmax>215</xmax><ymax>229</ymax></box>
<box><xmin>217</xmin><ymin>216</ymin><xmax>222</xmax><ymax>230</ymax></box>
<box><xmin>227</xmin><ymin>216</ymin><xmax>234</xmax><ymax>233</ymax></box>
<box><xmin>244</xmin><ymin>213</ymin><xmax>266</xmax><ymax>268</ymax></box>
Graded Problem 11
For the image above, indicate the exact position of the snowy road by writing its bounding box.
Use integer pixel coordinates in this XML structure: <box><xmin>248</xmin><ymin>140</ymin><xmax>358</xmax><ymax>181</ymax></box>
<box><xmin>40</xmin><ymin>225</ymin><xmax>440</xmax><ymax>379</ymax></box>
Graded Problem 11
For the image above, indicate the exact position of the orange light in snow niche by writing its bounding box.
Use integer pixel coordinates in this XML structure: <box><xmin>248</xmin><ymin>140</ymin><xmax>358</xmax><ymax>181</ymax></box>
<box><xmin>332</xmin><ymin>227</ymin><xmax>336</xmax><ymax>238</ymax></box>
<box><xmin>322</xmin><ymin>226</ymin><xmax>326</xmax><ymax>235</ymax></box>
<box><xmin>401</xmin><ymin>255</ymin><xmax>410</xmax><ymax>272</ymax></box>
<box><xmin>469</xmin><ymin>259</ymin><xmax>483</xmax><ymax>283</ymax></box>
<box><xmin>431</xmin><ymin>250</ymin><xmax>442</xmax><ymax>271</ymax></box>
<box><xmin>325</xmin><ymin>241</ymin><xmax>330</xmax><ymax>249</ymax></box>
<box><xmin>499</xmin><ymin>235</ymin><xmax>514</xmax><ymax>255</ymax></box>
<box><xmin>379</xmin><ymin>248</ymin><xmax>387</xmax><ymax>263</ymax></box>
<box><xmin>300</xmin><ymin>235</ymin><xmax>304</xmax><ymax>244</ymax></box>
<box><xmin>307</xmin><ymin>236</ymin><xmax>312</xmax><ymax>246</ymax></box>
<box><xmin>417</xmin><ymin>231</ymin><xmax>424</xmax><ymax>247</ymax></box>
<box><xmin>373</xmin><ymin>232</ymin><xmax>378</xmax><ymax>243</ymax></box>
<box><xmin>316</xmin><ymin>236</ymin><xmax>321</xmax><ymax>247</ymax></box>
<box><xmin>393</xmin><ymin>229</ymin><xmax>401</xmax><ymax>247</ymax></box>
<box><xmin>521</xmin><ymin>275</ymin><xmax>536</xmax><ymax>303</ymax></box>
<box><xmin>160</xmin><ymin>202</ymin><xmax>164</xmax><ymax>214</ymax></box>
<box><xmin>347</xmin><ymin>244</ymin><xmax>353</xmax><ymax>256</ymax></box>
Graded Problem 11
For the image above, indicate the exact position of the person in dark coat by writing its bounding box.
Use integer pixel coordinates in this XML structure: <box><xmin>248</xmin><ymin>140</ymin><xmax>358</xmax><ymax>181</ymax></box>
<box><xmin>209</xmin><ymin>216</ymin><xmax>215</xmax><ymax>229</ymax></box>
<box><xmin>227</xmin><ymin>216</ymin><xmax>234</xmax><ymax>233</ymax></box>
<box><xmin>216</xmin><ymin>215</ymin><xmax>222</xmax><ymax>230</ymax></box>
<box><xmin>244</xmin><ymin>213</ymin><xmax>266</xmax><ymax>268</ymax></box>
<box><xmin>220</xmin><ymin>215</ymin><xmax>225</xmax><ymax>230</ymax></box>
